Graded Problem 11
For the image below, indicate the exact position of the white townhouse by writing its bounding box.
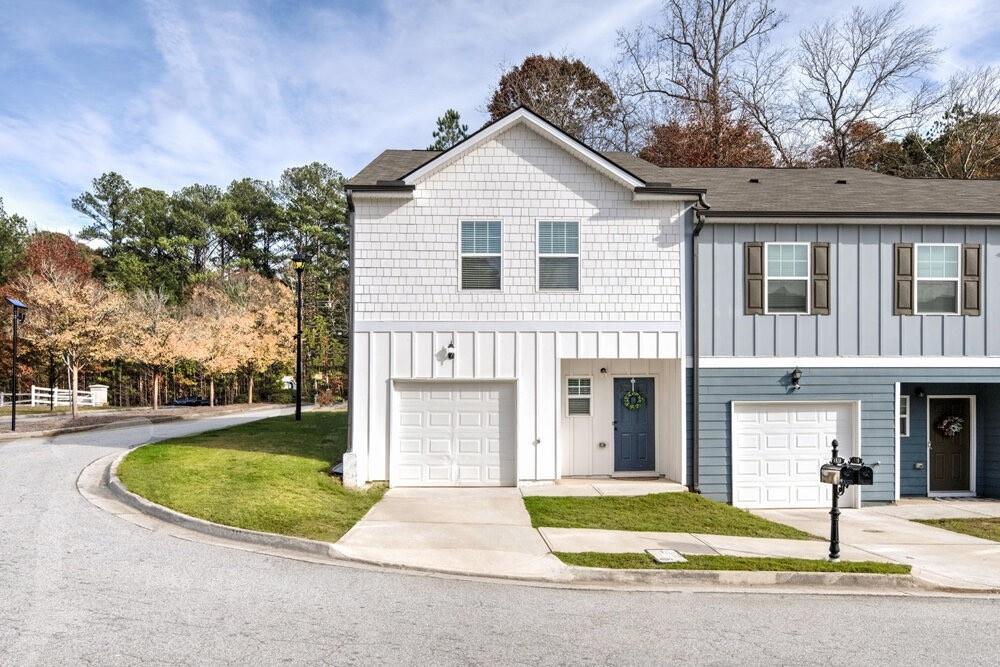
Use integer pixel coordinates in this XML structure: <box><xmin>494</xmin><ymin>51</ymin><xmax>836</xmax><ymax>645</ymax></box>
<box><xmin>343</xmin><ymin>107</ymin><xmax>704</xmax><ymax>489</ymax></box>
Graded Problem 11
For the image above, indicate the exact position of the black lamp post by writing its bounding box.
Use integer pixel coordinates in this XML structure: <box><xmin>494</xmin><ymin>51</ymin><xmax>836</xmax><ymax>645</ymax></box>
<box><xmin>6</xmin><ymin>297</ymin><xmax>28</xmax><ymax>432</ymax></box>
<box><xmin>291</xmin><ymin>254</ymin><xmax>307</xmax><ymax>421</ymax></box>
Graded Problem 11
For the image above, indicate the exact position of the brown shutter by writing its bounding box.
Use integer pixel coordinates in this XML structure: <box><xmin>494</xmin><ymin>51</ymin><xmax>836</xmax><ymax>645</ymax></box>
<box><xmin>811</xmin><ymin>242</ymin><xmax>830</xmax><ymax>315</ymax></box>
<box><xmin>894</xmin><ymin>243</ymin><xmax>914</xmax><ymax>316</ymax></box>
<box><xmin>962</xmin><ymin>243</ymin><xmax>982</xmax><ymax>316</ymax></box>
<box><xmin>745</xmin><ymin>242</ymin><xmax>764</xmax><ymax>315</ymax></box>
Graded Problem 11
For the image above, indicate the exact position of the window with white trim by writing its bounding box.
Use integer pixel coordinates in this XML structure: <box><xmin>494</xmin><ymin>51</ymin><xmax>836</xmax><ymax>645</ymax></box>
<box><xmin>567</xmin><ymin>377</ymin><xmax>591</xmax><ymax>416</ymax></box>
<box><xmin>538</xmin><ymin>221</ymin><xmax>579</xmax><ymax>290</ymax></box>
<box><xmin>899</xmin><ymin>395</ymin><xmax>910</xmax><ymax>437</ymax></box>
<box><xmin>460</xmin><ymin>221</ymin><xmax>501</xmax><ymax>290</ymax></box>
<box><xmin>765</xmin><ymin>243</ymin><xmax>809</xmax><ymax>314</ymax></box>
<box><xmin>915</xmin><ymin>244</ymin><xmax>960</xmax><ymax>314</ymax></box>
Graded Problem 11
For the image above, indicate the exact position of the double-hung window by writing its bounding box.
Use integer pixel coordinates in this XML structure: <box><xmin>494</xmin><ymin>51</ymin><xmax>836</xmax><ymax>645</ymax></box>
<box><xmin>914</xmin><ymin>244</ymin><xmax>960</xmax><ymax>314</ymax></box>
<box><xmin>765</xmin><ymin>243</ymin><xmax>809</xmax><ymax>314</ymax></box>
<box><xmin>538</xmin><ymin>221</ymin><xmax>579</xmax><ymax>290</ymax></box>
<box><xmin>460</xmin><ymin>221</ymin><xmax>502</xmax><ymax>290</ymax></box>
<box><xmin>567</xmin><ymin>377</ymin><xmax>591</xmax><ymax>416</ymax></box>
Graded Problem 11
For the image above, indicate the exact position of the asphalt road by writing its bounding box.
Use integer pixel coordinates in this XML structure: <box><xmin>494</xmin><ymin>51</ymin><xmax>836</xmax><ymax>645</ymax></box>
<box><xmin>2</xmin><ymin>411</ymin><xmax>999</xmax><ymax>665</ymax></box>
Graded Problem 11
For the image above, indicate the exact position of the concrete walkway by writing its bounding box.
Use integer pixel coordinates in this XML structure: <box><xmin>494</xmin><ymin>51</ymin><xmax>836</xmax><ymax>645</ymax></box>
<box><xmin>755</xmin><ymin>504</ymin><xmax>1000</xmax><ymax>590</ymax></box>
<box><xmin>521</xmin><ymin>478</ymin><xmax>687</xmax><ymax>497</ymax></box>
<box><xmin>333</xmin><ymin>488</ymin><xmax>567</xmax><ymax>579</ymax></box>
<box><xmin>540</xmin><ymin>527</ymin><xmax>888</xmax><ymax>562</ymax></box>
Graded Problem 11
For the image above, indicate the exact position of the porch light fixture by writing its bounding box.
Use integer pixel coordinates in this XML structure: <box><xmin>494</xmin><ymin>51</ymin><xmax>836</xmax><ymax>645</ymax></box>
<box><xmin>446</xmin><ymin>341</ymin><xmax>455</xmax><ymax>360</ymax></box>
<box><xmin>915</xmin><ymin>387</ymin><xmax>926</xmax><ymax>398</ymax></box>
<box><xmin>600</xmin><ymin>367</ymin><xmax>608</xmax><ymax>374</ymax></box>
<box><xmin>790</xmin><ymin>367</ymin><xmax>803</xmax><ymax>391</ymax></box>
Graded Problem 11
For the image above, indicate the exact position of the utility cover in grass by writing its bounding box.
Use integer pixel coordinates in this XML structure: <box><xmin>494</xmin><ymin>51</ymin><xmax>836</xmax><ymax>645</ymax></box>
<box><xmin>523</xmin><ymin>492</ymin><xmax>813</xmax><ymax>540</ymax></box>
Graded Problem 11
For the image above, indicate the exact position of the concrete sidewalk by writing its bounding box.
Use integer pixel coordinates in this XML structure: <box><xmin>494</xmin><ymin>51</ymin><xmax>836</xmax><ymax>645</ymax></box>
<box><xmin>755</xmin><ymin>505</ymin><xmax>1000</xmax><ymax>590</ymax></box>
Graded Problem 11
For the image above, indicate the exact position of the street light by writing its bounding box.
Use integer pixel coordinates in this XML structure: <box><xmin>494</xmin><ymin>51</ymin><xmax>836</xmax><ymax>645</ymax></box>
<box><xmin>291</xmin><ymin>254</ymin><xmax>307</xmax><ymax>421</ymax></box>
<box><xmin>6</xmin><ymin>297</ymin><xmax>28</xmax><ymax>432</ymax></box>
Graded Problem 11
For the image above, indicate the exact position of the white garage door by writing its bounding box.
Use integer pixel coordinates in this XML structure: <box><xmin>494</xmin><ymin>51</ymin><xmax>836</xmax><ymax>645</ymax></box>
<box><xmin>732</xmin><ymin>402</ymin><xmax>856</xmax><ymax>509</ymax></box>
<box><xmin>393</xmin><ymin>382</ymin><xmax>516</xmax><ymax>487</ymax></box>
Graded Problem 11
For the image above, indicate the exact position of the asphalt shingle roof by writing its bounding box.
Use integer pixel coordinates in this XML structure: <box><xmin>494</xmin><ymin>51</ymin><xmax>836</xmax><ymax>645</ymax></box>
<box><xmin>348</xmin><ymin>147</ymin><xmax>1000</xmax><ymax>217</ymax></box>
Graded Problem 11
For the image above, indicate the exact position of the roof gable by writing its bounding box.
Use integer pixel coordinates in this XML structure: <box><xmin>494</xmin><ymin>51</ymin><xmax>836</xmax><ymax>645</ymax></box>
<box><xmin>399</xmin><ymin>107</ymin><xmax>646</xmax><ymax>189</ymax></box>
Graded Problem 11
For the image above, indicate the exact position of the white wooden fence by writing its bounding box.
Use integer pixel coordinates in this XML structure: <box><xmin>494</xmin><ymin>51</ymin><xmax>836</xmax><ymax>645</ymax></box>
<box><xmin>0</xmin><ymin>385</ymin><xmax>109</xmax><ymax>408</ymax></box>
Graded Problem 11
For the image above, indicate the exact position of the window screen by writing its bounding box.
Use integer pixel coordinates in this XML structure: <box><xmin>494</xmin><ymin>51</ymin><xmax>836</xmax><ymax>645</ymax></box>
<box><xmin>461</xmin><ymin>221</ymin><xmax>501</xmax><ymax>289</ymax></box>
<box><xmin>539</xmin><ymin>221</ymin><xmax>579</xmax><ymax>290</ymax></box>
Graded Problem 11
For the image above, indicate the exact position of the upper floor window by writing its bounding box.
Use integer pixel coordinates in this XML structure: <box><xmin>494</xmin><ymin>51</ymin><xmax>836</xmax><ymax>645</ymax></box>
<box><xmin>460</xmin><ymin>221</ymin><xmax>501</xmax><ymax>290</ymax></box>
<box><xmin>915</xmin><ymin>244</ymin><xmax>960</xmax><ymax>314</ymax></box>
<box><xmin>765</xmin><ymin>243</ymin><xmax>809</xmax><ymax>314</ymax></box>
<box><xmin>538</xmin><ymin>221</ymin><xmax>579</xmax><ymax>290</ymax></box>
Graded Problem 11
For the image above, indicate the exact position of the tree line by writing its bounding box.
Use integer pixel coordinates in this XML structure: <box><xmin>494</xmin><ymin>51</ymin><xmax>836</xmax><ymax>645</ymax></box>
<box><xmin>0</xmin><ymin>161</ymin><xmax>347</xmax><ymax>414</ymax></box>
<box><xmin>431</xmin><ymin>1</ymin><xmax>1000</xmax><ymax>178</ymax></box>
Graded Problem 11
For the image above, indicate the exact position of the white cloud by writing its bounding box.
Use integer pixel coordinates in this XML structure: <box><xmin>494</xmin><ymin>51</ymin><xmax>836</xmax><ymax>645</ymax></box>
<box><xmin>0</xmin><ymin>0</ymin><xmax>996</xmax><ymax>233</ymax></box>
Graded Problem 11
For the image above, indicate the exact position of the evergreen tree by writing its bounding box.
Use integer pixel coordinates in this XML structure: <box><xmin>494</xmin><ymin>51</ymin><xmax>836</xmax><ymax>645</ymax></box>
<box><xmin>428</xmin><ymin>109</ymin><xmax>469</xmax><ymax>150</ymax></box>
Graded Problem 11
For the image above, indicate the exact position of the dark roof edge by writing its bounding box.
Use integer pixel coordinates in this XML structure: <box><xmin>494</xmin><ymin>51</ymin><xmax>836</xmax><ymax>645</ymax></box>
<box><xmin>703</xmin><ymin>210</ymin><xmax>1000</xmax><ymax>220</ymax></box>
<box><xmin>346</xmin><ymin>183</ymin><xmax>416</xmax><ymax>193</ymax></box>
<box><xmin>634</xmin><ymin>185</ymin><xmax>707</xmax><ymax>195</ymax></box>
<box><xmin>397</xmin><ymin>105</ymin><xmax>648</xmax><ymax>185</ymax></box>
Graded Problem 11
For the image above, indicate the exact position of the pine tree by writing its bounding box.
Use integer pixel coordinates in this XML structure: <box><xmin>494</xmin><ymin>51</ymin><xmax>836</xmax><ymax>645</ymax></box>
<box><xmin>428</xmin><ymin>109</ymin><xmax>468</xmax><ymax>150</ymax></box>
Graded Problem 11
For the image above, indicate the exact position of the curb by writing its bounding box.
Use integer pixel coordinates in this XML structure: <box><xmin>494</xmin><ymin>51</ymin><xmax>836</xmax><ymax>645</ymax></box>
<box><xmin>102</xmin><ymin>448</ymin><xmax>981</xmax><ymax>595</ymax></box>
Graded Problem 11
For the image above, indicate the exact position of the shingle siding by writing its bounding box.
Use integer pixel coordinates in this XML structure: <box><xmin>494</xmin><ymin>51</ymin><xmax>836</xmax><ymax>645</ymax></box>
<box><xmin>353</xmin><ymin>124</ymin><xmax>684</xmax><ymax>323</ymax></box>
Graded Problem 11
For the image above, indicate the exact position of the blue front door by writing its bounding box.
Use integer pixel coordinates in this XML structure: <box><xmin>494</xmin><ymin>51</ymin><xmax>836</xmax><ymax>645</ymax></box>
<box><xmin>614</xmin><ymin>377</ymin><xmax>655</xmax><ymax>471</ymax></box>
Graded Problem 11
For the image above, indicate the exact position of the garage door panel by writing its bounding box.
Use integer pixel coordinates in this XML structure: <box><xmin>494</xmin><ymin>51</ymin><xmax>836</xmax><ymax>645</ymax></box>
<box><xmin>733</xmin><ymin>402</ymin><xmax>855</xmax><ymax>509</ymax></box>
<box><xmin>394</xmin><ymin>382</ymin><xmax>515</xmax><ymax>487</ymax></box>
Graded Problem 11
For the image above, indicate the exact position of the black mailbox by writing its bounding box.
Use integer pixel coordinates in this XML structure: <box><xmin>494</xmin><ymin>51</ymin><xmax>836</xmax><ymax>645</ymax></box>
<box><xmin>819</xmin><ymin>456</ymin><xmax>875</xmax><ymax>488</ymax></box>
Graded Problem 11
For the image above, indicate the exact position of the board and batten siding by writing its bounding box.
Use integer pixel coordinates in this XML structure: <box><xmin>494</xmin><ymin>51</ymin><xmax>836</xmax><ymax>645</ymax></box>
<box><xmin>698</xmin><ymin>367</ymin><xmax>1000</xmax><ymax>504</ymax></box>
<box><xmin>697</xmin><ymin>223</ymin><xmax>1000</xmax><ymax>357</ymax></box>
<box><xmin>352</xmin><ymin>327</ymin><xmax>682</xmax><ymax>483</ymax></box>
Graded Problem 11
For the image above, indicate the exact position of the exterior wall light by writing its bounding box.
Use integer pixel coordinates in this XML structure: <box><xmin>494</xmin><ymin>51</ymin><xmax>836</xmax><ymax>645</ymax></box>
<box><xmin>790</xmin><ymin>367</ymin><xmax>803</xmax><ymax>391</ymax></box>
<box><xmin>446</xmin><ymin>342</ymin><xmax>455</xmax><ymax>360</ymax></box>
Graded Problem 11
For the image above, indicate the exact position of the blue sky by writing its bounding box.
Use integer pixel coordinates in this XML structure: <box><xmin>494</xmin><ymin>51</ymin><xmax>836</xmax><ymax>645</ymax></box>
<box><xmin>1</xmin><ymin>0</ymin><xmax>998</xmax><ymax>233</ymax></box>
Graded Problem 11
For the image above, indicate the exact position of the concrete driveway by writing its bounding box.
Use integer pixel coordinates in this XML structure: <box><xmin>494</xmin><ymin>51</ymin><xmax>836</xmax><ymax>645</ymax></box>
<box><xmin>333</xmin><ymin>488</ymin><xmax>567</xmax><ymax>579</ymax></box>
<box><xmin>755</xmin><ymin>502</ymin><xmax>1000</xmax><ymax>590</ymax></box>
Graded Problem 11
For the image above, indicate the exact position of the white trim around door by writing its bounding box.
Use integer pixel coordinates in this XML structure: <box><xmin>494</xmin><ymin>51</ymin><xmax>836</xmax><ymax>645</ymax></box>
<box><xmin>926</xmin><ymin>394</ymin><xmax>976</xmax><ymax>498</ymax></box>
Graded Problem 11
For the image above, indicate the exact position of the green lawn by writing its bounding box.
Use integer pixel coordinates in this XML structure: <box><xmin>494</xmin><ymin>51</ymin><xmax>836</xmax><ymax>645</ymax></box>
<box><xmin>523</xmin><ymin>492</ymin><xmax>813</xmax><ymax>540</ymax></box>
<box><xmin>556</xmin><ymin>551</ymin><xmax>911</xmax><ymax>574</ymax></box>
<box><xmin>117</xmin><ymin>412</ymin><xmax>384</xmax><ymax>542</ymax></box>
<box><xmin>915</xmin><ymin>517</ymin><xmax>1000</xmax><ymax>542</ymax></box>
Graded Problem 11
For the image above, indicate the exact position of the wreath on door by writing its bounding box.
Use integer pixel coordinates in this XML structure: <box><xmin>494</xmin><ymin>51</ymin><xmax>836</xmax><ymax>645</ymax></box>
<box><xmin>937</xmin><ymin>416</ymin><xmax>965</xmax><ymax>437</ymax></box>
<box><xmin>622</xmin><ymin>379</ymin><xmax>646</xmax><ymax>411</ymax></box>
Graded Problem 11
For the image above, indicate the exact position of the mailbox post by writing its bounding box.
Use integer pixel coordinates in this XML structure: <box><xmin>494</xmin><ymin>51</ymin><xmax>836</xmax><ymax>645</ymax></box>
<box><xmin>820</xmin><ymin>439</ymin><xmax>876</xmax><ymax>562</ymax></box>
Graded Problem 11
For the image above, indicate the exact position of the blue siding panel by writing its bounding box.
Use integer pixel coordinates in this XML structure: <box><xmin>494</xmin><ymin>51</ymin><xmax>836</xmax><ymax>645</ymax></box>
<box><xmin>698</xmin><ymin>368</ymin><xmax>1000</xmax><ymax>504</ymax></box>
<box><xmin>697</xmin><ymin>223</ymin><xmax>1000</xmax><ymax>357</ymax></box>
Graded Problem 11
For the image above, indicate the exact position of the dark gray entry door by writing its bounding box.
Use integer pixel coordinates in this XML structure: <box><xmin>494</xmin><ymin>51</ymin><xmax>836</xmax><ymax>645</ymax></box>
<box><xmin>614</xmin><ymin>377</ymin><xmax>655</xmax><ymax>471</ymax></box>
<box><xmin>928</xmin><ymin>397</ymin><xmax>972</xmax><ymax>493</ymax></box>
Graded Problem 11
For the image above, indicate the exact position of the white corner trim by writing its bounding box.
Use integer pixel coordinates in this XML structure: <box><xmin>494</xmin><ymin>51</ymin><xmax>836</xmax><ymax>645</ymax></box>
<box><xmin>701</xmin><ymin>356</ymin><xmax>1000</xmax><ymax>369</ymax></box>
<box><xmin>402</xmin><ymin>109</ymin><xmax>645</xmax><ymax>189</ymax></box>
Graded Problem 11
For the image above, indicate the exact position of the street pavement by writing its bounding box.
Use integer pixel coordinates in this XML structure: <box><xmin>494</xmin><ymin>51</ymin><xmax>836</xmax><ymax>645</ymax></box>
<box><xmin>2</xmin><ymin>412</ymin><xmax>1000</xmax><ymax>665</ymax></box>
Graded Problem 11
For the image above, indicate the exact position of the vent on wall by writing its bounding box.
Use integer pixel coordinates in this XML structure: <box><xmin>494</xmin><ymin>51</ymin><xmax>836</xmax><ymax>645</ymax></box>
<box><xmin>748</xmin><ymin>178</ymin><xmax>760</xmax><ymax>184</ymax></box>
<box><xmin>835</xmin><ymin>179</ymin><xmax>848</xmax><ymax>185</ymax></box>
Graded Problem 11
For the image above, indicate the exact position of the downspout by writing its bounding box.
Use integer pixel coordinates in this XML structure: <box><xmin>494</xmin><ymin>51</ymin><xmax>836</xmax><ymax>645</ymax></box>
<box><xmin>690</xmin><ymin>195</ymin><xmax>709</xmax><ymax>493</ymax></box>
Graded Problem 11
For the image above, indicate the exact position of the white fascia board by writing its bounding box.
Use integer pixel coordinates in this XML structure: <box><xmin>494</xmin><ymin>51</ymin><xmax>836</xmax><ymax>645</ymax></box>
<box><xmin>701</xmin><ymin>356</ymin><xmax>1000</xmax><ymax>368</ymax></box>
<box><xmin>349</xmin><ymin>190</ymin><xmax>413</xmax><ymax>201</ymax></box>
<box><xmin>402</xmin><ymin>109</ymin><xmax>645</xmax><ymax>189</ymax></box>
<box><xmin>633</xmin><ymin>192</ymin><xmax>700</xmax><ymax>203</ymax></box>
